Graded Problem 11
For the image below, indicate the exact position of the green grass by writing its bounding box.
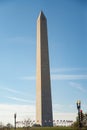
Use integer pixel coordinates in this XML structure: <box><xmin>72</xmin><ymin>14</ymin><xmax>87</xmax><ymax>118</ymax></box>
<box><xmin>13</xmin><ymin>127</ymin><xmax>87</xmax><ymax>130</ymax></box>
<box><xmin>1</xmin><ymin>127</ymin><xmax>87</xmax><ymax>130</ymax></box>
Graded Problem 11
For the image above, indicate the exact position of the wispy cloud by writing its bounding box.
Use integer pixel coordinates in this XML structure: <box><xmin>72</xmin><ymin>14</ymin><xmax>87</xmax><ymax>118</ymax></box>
<box><xmin>51</xmin><ymin>74</ymin><xmax>87</xmax><ymax>80</ymax></box>
<box><xmin>51</xmin><ymin>68</ymin><xmax>87</xmax><ymax>73</ymax></box>
<box><xmin>69</xmin><ymin>82</ymin><xmax>86</xmax><ymax>93</ymax></box>
<box><xmin>19</xmin><ymin>74</ymin><xmax>87</xmax><ymax>81</ymax></box>
<box><xmin>0</xmin><ymin>87</ymin><xmax>26</xmax><ymax>96</ymax></box>
<box><xmin>0</xmin><ymin>87</ymin><xmax>24</xmax><ymax>95</ymax></box>
<box><xmin>6</xmin><ymin>96</ymin><xmax>34</xmax><ymax>104</ymax></box>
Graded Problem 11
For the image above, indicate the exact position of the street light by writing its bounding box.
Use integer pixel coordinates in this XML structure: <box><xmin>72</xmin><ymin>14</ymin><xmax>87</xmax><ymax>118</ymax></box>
<box><xmin>14</xmin><ymin>113</ymin><xmax>16</xmax><ymax>130</ymax></box>
<box><xmin>76</xmin><ymin>100</ymin><xmax>81</xmax><ymax>110</ymax></box>
<box><xmin>76</xmin><ymin>100</ymin><xmax>81</xmax><ymax>129</ymax></box>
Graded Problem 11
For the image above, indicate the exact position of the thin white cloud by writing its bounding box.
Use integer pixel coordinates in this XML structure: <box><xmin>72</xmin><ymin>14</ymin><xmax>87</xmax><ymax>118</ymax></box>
<box><xmin>6</xmin><ymin>96</ymin><xmax>34</xmax><ymax>104</ymax></box>
<box><xmin>69</xmin><ymin>82</ymin><xmax>86</xmax><ymax>93</ymax></box>
<box><xmin>0</xmin><ymin>86</ymin><xmax>33</xmax><ymax>98</ymax></box>
<box><xmin>51</xmin><ymin>68</ymin><xmax>87</xmax><ymax>73</ymax></box>
<box><xmin>19</xmin><ymin>74</ymin><xmax>87</xmax><ymax>81</ymax></box>
<box><xmin>0</xmin><ymin>87</ymin><xmax>24</xmax><ymax>95</ymax></box>
<box><xmin>51</xmin><ymin>74</ymin><xmax>87</xmax><ymax>80</ymax></box>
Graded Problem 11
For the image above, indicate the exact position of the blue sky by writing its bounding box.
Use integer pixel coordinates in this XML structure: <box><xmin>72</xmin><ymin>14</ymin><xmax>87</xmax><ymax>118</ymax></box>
<box><xmin>0</xmin><ymin>0</ymin><xmax>87</xmax><ymax>124</ymax></box>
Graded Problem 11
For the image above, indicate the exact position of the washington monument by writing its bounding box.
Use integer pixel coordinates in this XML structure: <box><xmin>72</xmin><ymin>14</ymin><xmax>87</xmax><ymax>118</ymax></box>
<box><xmin>36</xmin><ymin>11</ymin><xmax>53</xmax><ymax>127</ymax></box>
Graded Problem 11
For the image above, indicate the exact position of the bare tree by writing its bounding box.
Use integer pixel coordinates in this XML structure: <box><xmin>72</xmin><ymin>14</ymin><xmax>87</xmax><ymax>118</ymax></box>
<box><xmin>83</xmin><ymin>113</ymin><xmax>87</xmax><ymax>128</ymax></box>
<box><xmin>23</xmin><ymin>119</ymin><xmax>31</xmax><ymax>130</ymax></box>
<box><xmin>6</xmin><ymin>123</ymin><xmax>13</xmax><ymax>128</ymax></box>
<box><xmin>0</xmin><ymin>122</ymin><xmax>5</xmax><ymax>130</ymax></box>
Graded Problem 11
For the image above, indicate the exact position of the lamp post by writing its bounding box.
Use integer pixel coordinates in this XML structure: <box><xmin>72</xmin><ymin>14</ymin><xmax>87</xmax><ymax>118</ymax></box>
<box><xmin>76</xmin><ymin>100</ymin><xmax>81</xmax><ymax>129</ymax></box>
<box><xmin>14</xmin><ymin>113</ymin><xmax>16</xmax><ymax>130</ymax></box>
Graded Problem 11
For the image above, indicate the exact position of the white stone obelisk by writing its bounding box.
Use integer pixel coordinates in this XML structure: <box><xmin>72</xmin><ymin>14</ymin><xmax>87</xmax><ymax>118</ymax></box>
<box><xmin>36</xmin><ymin>11</ymin><xmax>53</xmax><ymax>127</ymax></box>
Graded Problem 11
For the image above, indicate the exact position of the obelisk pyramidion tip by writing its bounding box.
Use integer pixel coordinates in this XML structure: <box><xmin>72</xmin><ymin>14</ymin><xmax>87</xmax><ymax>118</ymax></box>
<box><xmin>37</xmin><ymin>11</ymin><xmax>46</xmax><ymax>21</ymax></box>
